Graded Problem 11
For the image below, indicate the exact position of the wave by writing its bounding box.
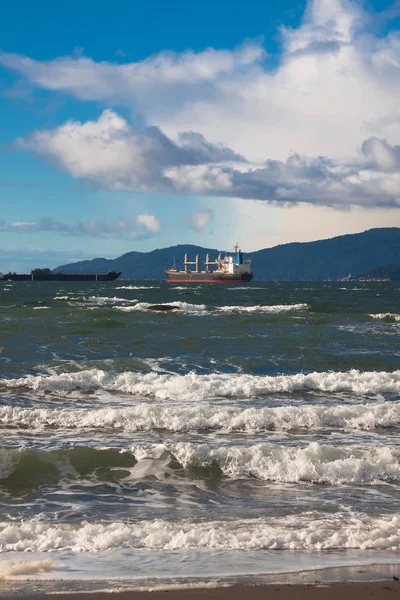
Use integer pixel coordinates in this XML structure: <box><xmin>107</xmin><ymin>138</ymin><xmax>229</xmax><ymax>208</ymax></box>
<box><xmin>1</xmin><ymin>401</ymin><xmax>400</xmax><ymax>432</ymax></box>
<box><xmin>216</xmin><ymin>303</ymin><xmax>308</xmax><ymax>314</ymax></box>
<box><xmin>1</xmin><ymin>442</ymin><xmax>399</xmax><ymax>485</ymax></box>
<box><xmin>1</xmin><ymin>513</ymin><xmax>399</xmax><ymax>552</ymax></box>
<box><xmin>0</xmin><ymin>447</ymin><xmax>133</xmax><ymax>484</ymax></box>
<box><xmin>118</xmin><ymin>301</ymin><xmax>207</xmax><ymax>314</ymax></box>
<box><xmin>127</xmin><ymin>441</ymin><xmax>400</xmax><ymax>484</ymax></box>
<box><xmin>369</xmin><ymin>313</ymin><xmax>400</xmax><ymax>322</ymax></box>
<box><xmin>115</xmin><ymin>286</ymin><xmax>158</xmax><ymax>290</ymax></box>
<box><xmin>117</xmin><ymin>302</ymin><xmax>308</xmax><ymax>315</ymax></box>
<box><xmin>1</xmin><ymin>369</ymin><xmax>399</xmax><ymax>399</ymax></box>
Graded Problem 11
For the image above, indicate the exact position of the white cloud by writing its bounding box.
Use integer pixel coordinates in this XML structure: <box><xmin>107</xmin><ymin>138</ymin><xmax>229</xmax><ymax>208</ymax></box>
<box><xmin>0</xmin><ymin>42</ymin><xmax>262</xmax><ymax>103</ymax></box>
<box><xmin>13</xmin><ymin>108</ymin><xmax>400</xmax><ymax>207</ymax></box>
<box><xmin>3</xmin><ymin>0</ymin><xmax>400</xmax><ymax>212</ymax></box>
<box><xmin>187</xmin><ymin>208</ymin><xmax>214</xmax><ymax>231</ymax></box>
<box><xmin>15</xmin><ymin>109</ymin><xmax>244</xmax><ymax>192</ymax></box>
<box><xmin>135</xmin><ymin>213</ymin><xmax>161</xmax><ymax>233</ymax></box>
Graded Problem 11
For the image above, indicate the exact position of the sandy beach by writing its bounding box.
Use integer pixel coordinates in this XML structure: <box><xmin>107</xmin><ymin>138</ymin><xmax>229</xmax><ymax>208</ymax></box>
<box><xmin>1</xmin><ymin>581</ymin><xmax>400</xmax><ymax>600</ymax></box>
<box><xmin>1</xmin><ymin>564</ymin><xmax>400</xmax><ymax>599</ymax></box>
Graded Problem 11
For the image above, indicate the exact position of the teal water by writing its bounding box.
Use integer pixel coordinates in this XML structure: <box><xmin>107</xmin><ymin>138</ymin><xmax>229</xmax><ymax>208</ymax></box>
<box><xmin>0</xmin><ymin>281</ymin><xmax>399</xmax><ymax>589</ymax></box>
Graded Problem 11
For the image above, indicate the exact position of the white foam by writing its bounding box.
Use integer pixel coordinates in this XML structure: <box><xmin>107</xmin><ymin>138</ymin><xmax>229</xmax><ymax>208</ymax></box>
<box><xmin>370</xmin><ymin>313</ymin><xmax>400</xmax><ymax>322</ymax></box>
<box><xmin>136</xmin><ymin>582</ymin><xmax>228</xmax><ymax>592</ymax></box>
<box><xmin>0</xmin><ymin>559</ymin><xmax>54</xmax><ymax>579</ymax></box>
<box><xmin>32</xmin><ymin>306</ymin><xmax>50</xmax><ymax>310</ymax></box>
<box><xmin>117</xmin><ymin>301</ymin><xmax>207</xmax><ymax>314</ymax></box>
<box><xmin>1</xmin><ymin>513</ymin><xmax>400</xmax><ymax>552</ymax></box>
<box><xmin>216</xmin><ymin>303</ymin><xmax>308</xmax><ymax>314</ymax></box>
<box><xmin>2</xmin><ymin>369</ymin><xmax>399</xmax><ymax>400</ymax></box>
<box><xmin>128</xmin><ymin>441</ymin><xmax>400</xmax><ymax>484</ymax></box>
<box><xmin>1</xmin><ymin>401</ymin><xmax>399</xmax><ymax>432</ymax></box>
<box><xmin>116</xmin><ymin>302</ymin><xmax>307</xmax><ymax>315</ymax></box>
<box><xmin>116</xmin><ymin>286</ymin><xmax>157</xmax><ymax>290</ymax></box>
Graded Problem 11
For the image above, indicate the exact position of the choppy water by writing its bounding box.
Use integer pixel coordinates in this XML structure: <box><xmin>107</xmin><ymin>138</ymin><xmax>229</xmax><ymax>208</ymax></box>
<box><xmin>0</xmin><ymin>281</ymin><xmax>399</xmax><ymax>590</ymax></box>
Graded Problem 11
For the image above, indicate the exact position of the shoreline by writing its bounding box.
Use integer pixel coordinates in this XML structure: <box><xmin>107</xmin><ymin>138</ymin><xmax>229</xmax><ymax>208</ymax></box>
<box><xmin>1</xmin><ymin>563</ymin><xmax>400</xmax><ymax>598</ymax></box>
<box><xmin>1</xmin><ymin>582</ymin><xmax>400</xmax><ymax>600</ymax></box>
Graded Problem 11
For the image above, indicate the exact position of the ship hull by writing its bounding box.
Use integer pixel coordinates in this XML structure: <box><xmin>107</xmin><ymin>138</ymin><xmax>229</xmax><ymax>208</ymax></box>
<box><xmin>0</xmin><ymin>272</ymin><xmax>121</xmax><ymax>282</ymax></box>
<box><xmin>165</xmin><ymin>270</ymin><xmax>253</xmax><ymax>283</ymax></box>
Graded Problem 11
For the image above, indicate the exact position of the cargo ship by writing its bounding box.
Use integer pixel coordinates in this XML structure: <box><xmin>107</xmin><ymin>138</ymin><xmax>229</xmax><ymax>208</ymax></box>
<box><xmin>0</xmin><ymin>268</ymin><xmax>121</xmax><ymax>282</ymax></box>
<box><xmin>165</xmin><ymin>244</ymin><xmax>253</xmax><ymax>283</ymax></box>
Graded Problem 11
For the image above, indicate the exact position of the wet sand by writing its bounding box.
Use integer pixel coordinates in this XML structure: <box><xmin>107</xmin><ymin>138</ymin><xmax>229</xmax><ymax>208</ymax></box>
<box><xmin>1</xmin><ymin>581</ymin><xmax>400</xmax><ymax>599</ymax></box>
<box><xmin>1</xmin><ymin>564</ymin><xmax>400</xmax><ymax>599</ymax></box>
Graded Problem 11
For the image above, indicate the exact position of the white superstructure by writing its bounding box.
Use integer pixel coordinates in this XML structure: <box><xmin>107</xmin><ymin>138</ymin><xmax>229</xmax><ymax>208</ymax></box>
<box><xmin>216</xmin><ymin>243</ymin><xmax>252</xmax><ymax>275</ymax></box>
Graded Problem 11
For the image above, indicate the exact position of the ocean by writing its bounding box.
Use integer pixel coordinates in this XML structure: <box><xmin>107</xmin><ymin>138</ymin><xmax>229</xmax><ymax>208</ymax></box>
<box><xmin>0</xmin><ymin>280</ymin><xmax>399</xmax><ymax>592</ymax></box>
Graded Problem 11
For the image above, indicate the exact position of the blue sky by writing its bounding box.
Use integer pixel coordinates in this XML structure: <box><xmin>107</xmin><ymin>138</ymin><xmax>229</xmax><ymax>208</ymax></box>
<box><xmin>1</xmin><ymin>0</ymin><xmax>400</xmax><ymax>270</ymax></box>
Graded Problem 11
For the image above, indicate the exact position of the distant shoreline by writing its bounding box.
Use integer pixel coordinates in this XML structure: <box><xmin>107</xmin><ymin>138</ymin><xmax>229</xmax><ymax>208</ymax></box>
<box><xmin>48</xmin><ymin>228</ymin><xmax>400</xmax><ymax>282</ymax></box>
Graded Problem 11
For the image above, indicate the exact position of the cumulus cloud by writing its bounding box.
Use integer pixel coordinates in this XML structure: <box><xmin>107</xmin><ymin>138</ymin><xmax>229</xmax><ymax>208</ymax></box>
<box><xmin>0</xmin><ymin>216</ymin><xmax>162</xmax><ymax>239</ymax></box>
<box><xmin>187</xmin><ymin>209</ymin><xmax>214</xmax><ymax>231</ymax></box>
<box><xmin>3</xmin><ymin>0</ymin><xmax>400</xmax><ymax>209</ymax></box>
<box><xmin>135</xmin><ymin>213</ymin><xmax>161</xmax><ymax>233</ymax></box>
<box><xmin>12</xmin><ymin>109</ymin><xmax>400</xmax><ymax>207</ymax></box>
<box><xmin>361</xmin><ymin>137</ymin><xmax>400</xmax><ymax>172</ymax></box>
<box><xmin>14</xmin><ymin>110</ymin><xmax>245</xmax><ymax>193</ymax></box>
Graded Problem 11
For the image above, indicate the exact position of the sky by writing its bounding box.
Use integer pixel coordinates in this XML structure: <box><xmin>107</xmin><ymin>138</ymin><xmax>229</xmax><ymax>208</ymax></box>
<box><xmin>1</xmin><ymin>0</ymin><xmax>400</xmax><ymax>271</ymax></box>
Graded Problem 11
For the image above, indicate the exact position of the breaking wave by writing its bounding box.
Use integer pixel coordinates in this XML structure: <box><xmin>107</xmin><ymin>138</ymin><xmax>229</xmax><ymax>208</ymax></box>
<box><xmin>118</xmin><ymin>301</ymin><xmax>207</xmax><ymax>314</ymax></box>
<box><xmin>115</xmin><ymin>286</ymin><xmax>158</xmax><ymax>290</ymax></box>
<box><xmin>1</xmin><ymin>401</ymin><xmax>400</xmax><ymax>432</ymax></box>
<box><xmin>1</xmin><ymin>442</ymin><xmax>399</xmax><ymax>485</ymax></box>
<box><xmin>1</xmin><ymin>369</ymin><xmax>399</xmax><ymax>400</ymax></box>
<box><xmin>117</xmin><ymin>302</ymin><xmax>308</xmax><ymax>315</ymax></box>
<box><xmin>369</xmin><ymin>313</ymin><xmax>400</xmax><ymax>322</ymax></box>
<box><xmin>127</xmin><ymin>441</ymin><xmax>400</xmax><ymax>484</ymax></box>
<box><xmin>0</xmin><ymin>447</ymin><xmax>133</xmax><ymax>485</ymax></box>
<box><xmin>1</xmin><ymin>513</ymin><xmax>400</xmax><ymax>552</ymax></box>
<box><xmin>216</xmin><ymin>303</ymin><xmax>308</xmax><ymax>314</ymax></box>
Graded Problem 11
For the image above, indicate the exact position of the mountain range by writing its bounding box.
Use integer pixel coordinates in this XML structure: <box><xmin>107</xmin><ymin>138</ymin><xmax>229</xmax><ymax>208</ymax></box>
<box><xmin>55</xmin><ymin>227</ymin><xmax>400</xmax><ymax>281</ymax></box>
